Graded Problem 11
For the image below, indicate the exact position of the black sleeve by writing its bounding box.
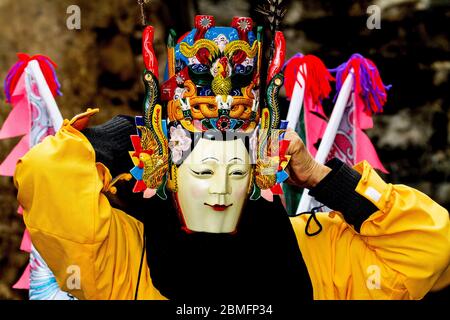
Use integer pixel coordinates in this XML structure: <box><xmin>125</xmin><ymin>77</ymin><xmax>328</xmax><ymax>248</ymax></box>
<box><xmin>308</xmin><ymin>158</ymin><xmax>379</xmax><ymax>232</ymax></box>
<box><xmin>81</xmin><ymin>115</ymin><xmax>136</xmax><ymax>178</ymax></box>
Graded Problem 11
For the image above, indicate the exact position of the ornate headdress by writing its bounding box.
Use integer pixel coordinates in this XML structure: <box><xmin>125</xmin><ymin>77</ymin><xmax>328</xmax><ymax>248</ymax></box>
<box><xmin>129</xmin><ymin>14</ymin><xmax>291</xmax><ymax>201</ymax></box>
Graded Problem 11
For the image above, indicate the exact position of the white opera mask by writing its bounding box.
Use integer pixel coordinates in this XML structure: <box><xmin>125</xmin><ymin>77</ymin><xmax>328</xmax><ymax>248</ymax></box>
<box><xmin>176</xmin><ymin>138</ymin><xmax>252</xmax><ymax>233</ymax></box>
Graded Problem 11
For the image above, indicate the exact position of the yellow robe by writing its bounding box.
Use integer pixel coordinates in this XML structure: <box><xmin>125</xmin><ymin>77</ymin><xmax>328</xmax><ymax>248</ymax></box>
<box><xmin>13</xmin><ymin>110</ymin><xmax>450</xmax><ymax>300</ymax></box>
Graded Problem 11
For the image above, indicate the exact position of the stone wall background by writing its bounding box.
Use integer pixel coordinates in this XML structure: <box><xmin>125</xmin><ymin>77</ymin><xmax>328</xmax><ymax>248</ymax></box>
<box><xmin>0</xmin><ymin>0</ymin><xmax>448</xmax><ymax>299</ymax></box>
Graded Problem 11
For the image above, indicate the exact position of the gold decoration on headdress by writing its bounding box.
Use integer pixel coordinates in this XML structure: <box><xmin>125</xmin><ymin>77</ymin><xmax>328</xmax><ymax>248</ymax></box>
<box><xmin>167</xmin><ymin>29</ymin><xmax>177</xmax><ymax>78</ymax></box>
<box><xmin>137</xmin><ymin>130</ymin><xmax>168</xmax><ymax>189</ymax></box>
<box><xmin>254</xmin><ymin>108</ymin><xmax>278</xmax><ymax>190</ymax></box>
<box><xmin>179</xmin><ymin>38</ymin><xmax>259</xmax><ymax>65</ymax></box>
<box><xmin>212</xmin><ymin>72</ymin><xmax>232</xmax><ymax>96</ymax></box>
<box><xmin>167</xmin><ymin>80</ymin><xmax>259</xmax><ymax>133</ymax></box>
<box><xmin>246</xmin><ymin>167</ymin><xmax>255</xmax><ymax>195</ymax></box>
<box><xmin>255</xmin><ymin>159</ymin><xmax>277</xmax><ymax>189</ymax></box>
<box><xmin>137</xmin><ymin>103</ymin><xmax>169</xmax><ymax>190</ymax></box>
<box><xmin>224</xmin><ymin>40</ymin><xmax>258</xmax><ymax>59</ymax></box>
<box><xmin>167</xmin><ymin>162</ymin><xmax>178</xmax><ymax>192</ymax></box>
<box><xmin>180</xmin><ymin>39</ymin><xmax>220</xmax><ymax>59</ymax></box>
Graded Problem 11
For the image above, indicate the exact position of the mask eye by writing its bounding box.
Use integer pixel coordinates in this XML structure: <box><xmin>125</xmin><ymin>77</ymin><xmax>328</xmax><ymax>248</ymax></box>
<box><xmin>230</xmin><ymin>170</ymin><xmax>247</xmax><ymax>176</ymax></box>
<box><xmin>191</xmin><ymin>169</ymin><xmax>214</xmax><ymax>176</ymax></box>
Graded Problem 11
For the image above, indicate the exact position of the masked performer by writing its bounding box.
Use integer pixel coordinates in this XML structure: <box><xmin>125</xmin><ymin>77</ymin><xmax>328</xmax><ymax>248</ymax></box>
<box><xmin>13</xmin><ymin>16</ymin><xmax>449</xmax><ymax>300</ymax></box>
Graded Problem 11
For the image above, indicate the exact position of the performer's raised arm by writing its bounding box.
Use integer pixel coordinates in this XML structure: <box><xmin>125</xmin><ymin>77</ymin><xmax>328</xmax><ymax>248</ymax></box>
<box><xmin>14</xmin><ymin>109</ymin><xmax>164</xmax><ymax>300</ymax></box>
<box><xmin>285</xmin><ymin>129</ymin><xmax>450</xmax><ymax>299</ymax></box>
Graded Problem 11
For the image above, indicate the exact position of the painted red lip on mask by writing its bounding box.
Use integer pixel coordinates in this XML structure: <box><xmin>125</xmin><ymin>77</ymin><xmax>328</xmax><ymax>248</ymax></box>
<box><xmin>204</xmin><ymin>203</ymin><xmax>233</xmax><ymax>211</ymax></box>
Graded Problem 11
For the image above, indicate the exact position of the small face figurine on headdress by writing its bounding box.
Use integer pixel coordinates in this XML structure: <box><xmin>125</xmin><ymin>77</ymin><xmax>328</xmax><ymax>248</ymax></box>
<box><xmin>129</xmin><ymin>16</ymin><xmax>291</xmax><ymax>234</ymax></box>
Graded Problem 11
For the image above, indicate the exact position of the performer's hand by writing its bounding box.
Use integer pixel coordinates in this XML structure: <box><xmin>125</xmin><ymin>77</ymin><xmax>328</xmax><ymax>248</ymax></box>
<box><xmin>284</xmin><ymin>129</ymin><xmax>331</xmax><ymax>189</ymax></box>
